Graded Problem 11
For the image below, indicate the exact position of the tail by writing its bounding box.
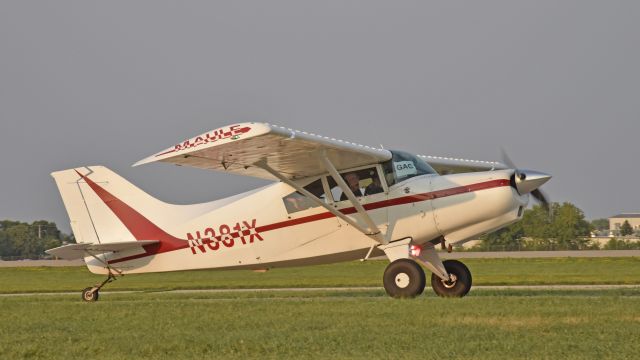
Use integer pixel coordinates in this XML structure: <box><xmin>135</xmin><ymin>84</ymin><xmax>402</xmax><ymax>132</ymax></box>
<box><xmin>51</xmin><ymin>166</ymin><xmax>179</xmax><ymax>245</ymax></box>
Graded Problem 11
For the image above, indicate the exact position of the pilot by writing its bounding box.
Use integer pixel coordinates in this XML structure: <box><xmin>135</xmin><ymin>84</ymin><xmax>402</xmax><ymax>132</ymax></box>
<box><xmin>365</xmin><ymin>175</ymin><xmax>383</xmax><ymax>196</ymax></box>
<box><xmin>340</xmin><ymin>172</ymin><xmax>364</xmax><ymax>201</ymax></box>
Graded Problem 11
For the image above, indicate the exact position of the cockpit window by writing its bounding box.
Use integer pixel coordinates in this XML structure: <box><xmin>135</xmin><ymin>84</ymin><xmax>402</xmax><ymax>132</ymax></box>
<box><xmin>384</xmin><ymin>150</ymin><xmax>437</xmax><ymax>185</ymax></box>
<box><xmin>282</xmin><ymin>178</ymin><xmax>327</xmax><ymax>214</ymax></box>
<box><xmin>327</xmin><ymin>167</ymin><xmax>383</xmax><ymax>201</ymax></box>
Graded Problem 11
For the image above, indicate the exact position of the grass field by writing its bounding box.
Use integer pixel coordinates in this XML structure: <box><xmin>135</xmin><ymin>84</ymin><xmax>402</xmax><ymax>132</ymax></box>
<box><xmin>1</xmin><ymin>258</ymin><xmax>639</xmax><ymax>359</ymax></box>
<box><xmin>1</xmin><ymin>257</ymin><xmax>639</xmax><ymax>294</ymax></box>
<box><xmin>1</xmin><ymin>289</ymin><xmax>639</xmax><ymax>359</ymax></box>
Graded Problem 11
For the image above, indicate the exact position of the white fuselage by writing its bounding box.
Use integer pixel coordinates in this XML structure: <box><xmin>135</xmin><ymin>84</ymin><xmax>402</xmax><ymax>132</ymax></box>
<box><xmin>85</xmin><ymin>169</ymin><xmax>527</xmax><ymax>274</ymax></box>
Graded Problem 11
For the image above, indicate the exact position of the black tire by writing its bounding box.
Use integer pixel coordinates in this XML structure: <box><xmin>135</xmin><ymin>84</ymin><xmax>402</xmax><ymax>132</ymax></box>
<box><xmin>383</xmin><ymin>259</ymin><xmax>426</xmax><ymax>298</ymax></box>
<box><xmin>82</xmin><ymin>287</ymin><xmax>99</xmax><ymax>302</ymax></box>
<box><xmin>431</xmin><ymin>259</ymin><xmax>472</xmax><ymax>298</ymax></box>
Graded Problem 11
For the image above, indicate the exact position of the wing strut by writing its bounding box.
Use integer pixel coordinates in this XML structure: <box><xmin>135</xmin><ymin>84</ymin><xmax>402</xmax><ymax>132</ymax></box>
<box><xmin>254</xmin><ymin>159</ymin><xmax>385</xmax><ymax>244</ymax></box>
<box><xmin>318</xmin><ymin>152</ymin><xmax>386</xmax><ymax>244</ymax></box>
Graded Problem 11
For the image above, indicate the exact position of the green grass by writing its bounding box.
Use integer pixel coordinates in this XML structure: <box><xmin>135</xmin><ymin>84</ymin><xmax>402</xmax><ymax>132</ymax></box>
<box><xmin>0</xmin><ymin>257</ymin><xmax>639</xmax><ymax>294</ymax></box>
<box><xmin>0</xmin><ymin>289</ymin><xmax>639</xmax><ymax>359</ymax></box>
<box><xmin>1</xmin><ymin>258</ymin><xmax>639</xmax><ymax>359</ymax></box>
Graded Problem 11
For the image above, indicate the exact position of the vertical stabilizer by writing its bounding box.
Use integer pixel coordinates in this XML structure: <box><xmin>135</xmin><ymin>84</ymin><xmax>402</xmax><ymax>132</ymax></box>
<box><xmin>51</xmin><ymin>166</ymin><xmax>168</xmax><ymax>244</ymax></box>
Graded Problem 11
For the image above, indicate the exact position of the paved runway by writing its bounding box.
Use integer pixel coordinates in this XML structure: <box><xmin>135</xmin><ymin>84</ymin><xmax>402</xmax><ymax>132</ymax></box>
<box><xmin>2</xmin><ymin>284</ymin><xmax>639</xmax><ymax>298</ymax></box>
<box><xmin>1</xmin><ymin>250</ymin><xmax>639</xmax><ymax>268</ymax></box>
<box><xmin>0</xmin><ymin>259</ymin><xmax>84</xmax><ymax>267</ymax></box>
<box><xmin>440</xmin><ymin>250</ymin><xmax>640</xmax><ymax>259</ymax></box>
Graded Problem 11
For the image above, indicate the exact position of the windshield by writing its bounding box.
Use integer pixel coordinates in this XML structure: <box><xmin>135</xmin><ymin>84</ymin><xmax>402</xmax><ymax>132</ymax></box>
<box><xmin>384</xmin><ymin>150</ymin><xmax>438</xmax><ymax>185</ymax></box>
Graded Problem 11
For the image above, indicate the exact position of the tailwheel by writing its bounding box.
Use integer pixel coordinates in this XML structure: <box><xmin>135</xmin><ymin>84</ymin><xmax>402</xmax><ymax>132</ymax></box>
<box><xmin>82</xmin><ymin>287</ymin><xmax>99</xmax><ymax>302</ymax></box>
<box><xmin>383</xmin><ymin>259</ymin><xmax>426</xmax><ymax>298</ymax></box>
<box><xmin>81</xmin><ymin>271</ymin><xmax>117</xmax><ymax>302</ymax></box>
<box><xmin>431</xmin><ymin>259</ymin><xmax>472</xmax><ymax>298</ymax></box>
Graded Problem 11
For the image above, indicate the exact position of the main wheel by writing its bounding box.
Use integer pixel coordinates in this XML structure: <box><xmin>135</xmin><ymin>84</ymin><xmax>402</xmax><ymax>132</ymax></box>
<box><xmin>82</xmin><ymin>287</ymin><xmax>99</xmax><ymax>302</ymax></box>
<box><xmin>431</xmin><ymin>259</ymin><xmax>472</xmax><ymax>298</ymax></box>
<box><xmin>383</xmin><ymin>259</ymin><xmax>426</xmax><ymax>298</ymax></box>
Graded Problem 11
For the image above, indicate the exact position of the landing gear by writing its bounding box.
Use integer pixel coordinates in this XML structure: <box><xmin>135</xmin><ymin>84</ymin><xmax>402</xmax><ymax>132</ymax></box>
<box><xmin>81</xmin><ymin>272</ymin><xmax>117</xmax><ymax>302</ymax></box>
<box><xmin>383</xmin><ymin>259</ymin><xmax>426</xmax><ymax>298</ymax></box>
<box><xmin>431</xmin><ymin>259</ymin><xmax>472</xmax><ymax>298</ymax></box>
<box><xmin>82</xmin><ymin>287</ymin><xmax>99</xmax><ymax>302</ymax></box>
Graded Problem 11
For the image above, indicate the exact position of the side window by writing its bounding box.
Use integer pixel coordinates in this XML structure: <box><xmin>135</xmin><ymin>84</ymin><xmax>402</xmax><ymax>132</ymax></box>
<box><xmin>282</xmin><ymin>178</ymin><xmax>327</xmax><ymax>214</ymax></box>
<box><xmin>328</xmin><ymin>167</ymin><xmax>384</xmax><ymax>202</ymax></box>
<box><xmin>382</xmin><ymin>161</ymin><xmax>396</xmax><ymax>188</ymax></box>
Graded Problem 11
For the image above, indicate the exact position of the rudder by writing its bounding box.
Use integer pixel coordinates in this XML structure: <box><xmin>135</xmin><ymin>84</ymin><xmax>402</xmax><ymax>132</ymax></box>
<box><xmin>51</xmin><ymin>166</ymin><xmax>168</xmax><ymax>245</ymax></box>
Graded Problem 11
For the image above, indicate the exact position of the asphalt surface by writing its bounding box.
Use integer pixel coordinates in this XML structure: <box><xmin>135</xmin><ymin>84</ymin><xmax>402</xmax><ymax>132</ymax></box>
<box><xmin>1</xmin><ymin>284</ymin><xmax>639</xmax><ymax>298</ymax></box>
<box><xmin>2</xmin><ymin>250</ymin><xmax>638</xmax><ymax>268</ymax></box>
<box><xmin>441</xmin><ymin>250</ymin><xmax>640</xmax><ymax>259</ymax></box>
<box><xmin>0</xmin><ymin>259</ymin><xmax>85</xmax><ymax>267</ymax></box>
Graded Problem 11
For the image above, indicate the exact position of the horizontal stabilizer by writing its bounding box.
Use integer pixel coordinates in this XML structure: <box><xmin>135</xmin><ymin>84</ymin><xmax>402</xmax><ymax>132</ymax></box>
<box><xmin>46</xmin><ymin>240</ymin><xmax>160</xmax><ymax>260</ymax></box>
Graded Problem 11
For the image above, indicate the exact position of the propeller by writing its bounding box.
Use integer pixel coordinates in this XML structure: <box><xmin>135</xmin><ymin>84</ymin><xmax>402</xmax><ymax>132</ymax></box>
<box><xmin>501</xmin><ymin>149</ymin><xmax>551</xmax><ymax>211</ymax></box>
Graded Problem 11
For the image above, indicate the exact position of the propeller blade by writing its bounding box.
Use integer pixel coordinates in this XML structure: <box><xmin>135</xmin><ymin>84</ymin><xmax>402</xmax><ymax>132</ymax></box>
<box><xmin>531</xmin><ymin>189</ymin><xmax>550</xmax><ymax>211</ymax></box>
<box><xmin>501</xmin><ymin>148</ymin><xmax>551</xmax><ymax>211</ymax></box>
<box><xmin>500</xmin><ymin>148</ymin><xmax>517</xmax><ymax>170</ymax></box>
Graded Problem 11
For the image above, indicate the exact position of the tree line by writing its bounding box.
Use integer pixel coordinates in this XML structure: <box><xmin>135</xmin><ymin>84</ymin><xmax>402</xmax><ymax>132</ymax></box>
<box><xmin>0</xmin><ymin>220</ymin><xmax>72</xmax><ymax>260</ymax></box>
<box><xmin>475</xmin><ymin>202</ymin><xmax>640</xmax><ymax>251</ymax></box>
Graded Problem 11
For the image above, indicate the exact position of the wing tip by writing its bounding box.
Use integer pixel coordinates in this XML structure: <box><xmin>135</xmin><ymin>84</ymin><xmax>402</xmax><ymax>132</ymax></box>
<box><xmin>132</xmin><ymin>157</ymin><xmax>155</xmax><ymax>168</ymax></box>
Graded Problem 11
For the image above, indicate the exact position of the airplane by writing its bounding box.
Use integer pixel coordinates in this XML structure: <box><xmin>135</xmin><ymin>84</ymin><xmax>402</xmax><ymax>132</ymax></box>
<box><xmin>46</xmin><ymin>123</ymin><xmax>551</xmax><ymax>301</ymax></box>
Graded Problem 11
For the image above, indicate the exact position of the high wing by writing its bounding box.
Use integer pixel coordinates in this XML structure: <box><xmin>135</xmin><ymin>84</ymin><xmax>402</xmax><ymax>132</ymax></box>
<box><xmin>133</xmin><ymin>122</ymin><xmax>506</xmax><ymax>179</ymax></box>
<box><xmin>133</xmin><ymin>123</ymin><xmax>392</xmax><ymax>180</ymax></box>
<box><xmin>419</xmin><ymin>155</ymin><xmax>507</xmax><ymax>175</ymax></box>
<box><xmin>46</xmin><ymin>240</ymin><xmax>160</xmax><ymax>260</ymax></box>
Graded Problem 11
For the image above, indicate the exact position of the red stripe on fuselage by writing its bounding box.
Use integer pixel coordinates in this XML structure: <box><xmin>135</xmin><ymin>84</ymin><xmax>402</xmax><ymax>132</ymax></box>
<box><xmin>77</xmin><ymin>170</ymin><xmax>510</xmax><ymax>265</ymax></box>
<box><xmin>256</xmin><ymin>179</ymin><xmax>511</xmax><ymax>233</ymax></box>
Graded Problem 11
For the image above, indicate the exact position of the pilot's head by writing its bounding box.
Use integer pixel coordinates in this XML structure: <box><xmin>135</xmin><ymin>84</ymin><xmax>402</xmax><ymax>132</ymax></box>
<box><xmin>345</xmin><ymin>172</ymin><xmax>360</xmax><ymax>190</ymax></box>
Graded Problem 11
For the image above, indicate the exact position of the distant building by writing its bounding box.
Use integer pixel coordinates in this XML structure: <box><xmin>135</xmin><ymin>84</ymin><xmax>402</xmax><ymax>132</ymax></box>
<box><xmin>609</xmin><ymin>213</ymin><xmax>640</xmax><ymax>237</ymax></box>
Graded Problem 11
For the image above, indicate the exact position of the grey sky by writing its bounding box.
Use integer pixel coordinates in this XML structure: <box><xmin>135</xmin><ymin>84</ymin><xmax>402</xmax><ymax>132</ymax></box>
<box><xmin>1</xmin><ymin>1</ymin><xmax>638</xmax><ymax>233</ymax></box>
